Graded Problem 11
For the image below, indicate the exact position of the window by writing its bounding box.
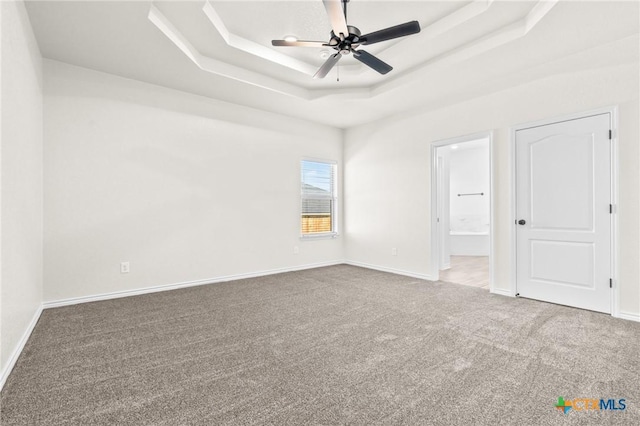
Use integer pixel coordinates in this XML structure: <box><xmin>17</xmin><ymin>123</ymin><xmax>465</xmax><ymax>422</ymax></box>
<box><xmin>301</xmin><ymin>160</ymin><xmax>337</xmax><ymax>237</ymax></box>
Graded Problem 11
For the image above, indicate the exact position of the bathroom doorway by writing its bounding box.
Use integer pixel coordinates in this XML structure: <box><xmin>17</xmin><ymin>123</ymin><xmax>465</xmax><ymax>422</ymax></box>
<box><xmin>431</xmin><ymin>133</ymin><xmax>492</xmax><ymax>290</ymax></box>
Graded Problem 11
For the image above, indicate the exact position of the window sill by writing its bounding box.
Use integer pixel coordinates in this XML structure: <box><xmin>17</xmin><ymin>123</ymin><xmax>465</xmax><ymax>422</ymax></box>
<box><xmin>300</xmin><ymin>232</ymin><xmax>339</xmax><ymax>240</ymax></box>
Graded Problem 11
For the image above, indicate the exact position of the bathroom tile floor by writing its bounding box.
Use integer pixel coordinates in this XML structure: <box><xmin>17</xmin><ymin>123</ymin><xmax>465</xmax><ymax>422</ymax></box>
<box><xmin>439</xmin><ymin>256</ymin><xmax>490</xmax><ymax>290</ymax></box>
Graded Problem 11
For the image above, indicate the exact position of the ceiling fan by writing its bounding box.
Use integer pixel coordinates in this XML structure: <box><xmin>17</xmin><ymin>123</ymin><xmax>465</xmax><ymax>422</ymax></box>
<box><xmin>271</xmin><ymin>0</ymin><xmax>421</xmax><ymax>79</ymax></box>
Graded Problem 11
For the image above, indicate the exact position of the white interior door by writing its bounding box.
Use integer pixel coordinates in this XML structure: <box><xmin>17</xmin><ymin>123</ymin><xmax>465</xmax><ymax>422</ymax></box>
<box><xmin>515</xmin><ymin>113</ymin><xmax>611</xmax><ymax>313</ymax></box>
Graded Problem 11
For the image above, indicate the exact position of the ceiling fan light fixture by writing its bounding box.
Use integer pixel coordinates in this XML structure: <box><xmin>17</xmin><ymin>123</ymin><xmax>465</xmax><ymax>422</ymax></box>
<box><xmin>271</xmin><ymin>0</ymin><xmax>421</xmax><ymax>79</ymax></box>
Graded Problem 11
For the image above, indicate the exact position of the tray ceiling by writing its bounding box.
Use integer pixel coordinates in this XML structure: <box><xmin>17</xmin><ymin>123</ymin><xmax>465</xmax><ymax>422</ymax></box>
<box><xmin>24</xmin><ymin>1</ymin><xmax>640</xmax><ymax>127</ymax></box>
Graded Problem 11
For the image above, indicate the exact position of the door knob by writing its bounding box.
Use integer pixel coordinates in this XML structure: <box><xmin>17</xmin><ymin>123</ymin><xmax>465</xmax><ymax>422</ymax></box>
<box><xmin>518</xmin><ymin>219</ymin><xmax>526</xmax><ymax>225</ymax></box>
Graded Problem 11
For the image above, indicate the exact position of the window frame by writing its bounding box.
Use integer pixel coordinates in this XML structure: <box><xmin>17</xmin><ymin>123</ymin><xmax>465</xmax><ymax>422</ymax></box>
<box><xmin>300</xmin><ymin>158</ymin><xmax>339</xmax><ymax>239</ymax></box>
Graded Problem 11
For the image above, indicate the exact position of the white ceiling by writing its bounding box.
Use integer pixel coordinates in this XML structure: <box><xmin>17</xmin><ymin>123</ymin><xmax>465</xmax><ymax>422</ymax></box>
<box><xmin>24</xmin><ymin>0</ymin><xmax>640</xmax><ymax>128</ymax></box>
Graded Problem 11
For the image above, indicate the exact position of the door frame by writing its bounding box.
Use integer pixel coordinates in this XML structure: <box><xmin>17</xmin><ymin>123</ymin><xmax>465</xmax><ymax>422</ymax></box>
<box><xmin>430</xmin><ymin>131</ymin><xmax>495</xmax><ymax>291</ymax></box>
<box><xmin>436</xmin><ymin>155</ymin><xmax>450</xmax><ymax>270</ymax></box>
<box><xmin>510</xmin><ymin>106</ymin><xmax>619</xmax><ymax>317</ymax></box>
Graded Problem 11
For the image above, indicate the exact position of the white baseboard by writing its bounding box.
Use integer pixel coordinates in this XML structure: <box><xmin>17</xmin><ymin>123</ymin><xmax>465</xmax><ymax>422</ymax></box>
<box><xmin>490</xmin><ymin>287</ymin><xmax>513</xmax><ymax>297</ymax></box>
<box><xmin>0</xmin><ymin>306</ymin><xmax>43</xmax><ymax>392</ymax></box>
<box><xmin>615</xmin><ymin>311</ymin><xmax>640</xmax><ymax>322</ymax></box>
<box><xmin>344</xmin><ymin>260</ymin><xmax>434</xmax><ymax>281</ymax></box>
<box><xmin>43</xmin><ymin>260</ymin><xmax>344</xmax><ymax>309</ymax></box>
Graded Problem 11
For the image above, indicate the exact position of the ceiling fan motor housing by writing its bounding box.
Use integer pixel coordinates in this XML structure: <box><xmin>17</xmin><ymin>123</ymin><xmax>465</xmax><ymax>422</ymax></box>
<box><xmin>329</xmin><ymin>26</ymin><xmax>361</xmax><ymax>55</ymax></box>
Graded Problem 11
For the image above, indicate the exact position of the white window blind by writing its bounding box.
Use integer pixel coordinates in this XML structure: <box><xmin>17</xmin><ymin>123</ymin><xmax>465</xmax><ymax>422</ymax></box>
<box><xmin>301</xmin><ymin>160</ymin><xmax>337</xmax><ymax>236</ymax></box>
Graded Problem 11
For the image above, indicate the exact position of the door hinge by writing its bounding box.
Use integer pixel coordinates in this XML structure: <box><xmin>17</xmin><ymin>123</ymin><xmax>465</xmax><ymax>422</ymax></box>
<box><xmin>610</xmin><ymin>278</ymin><xmax>613</xmax><ymax>288</ymax></box>
<box><xmin>609</xmin><ymin>130</ymin><xmax>613</xmax><ymax>140</ymax></box>
<box><xmin>610</xmin><ymin>204</ymin><xmax>613</xmax><ymax>214</ymax></box>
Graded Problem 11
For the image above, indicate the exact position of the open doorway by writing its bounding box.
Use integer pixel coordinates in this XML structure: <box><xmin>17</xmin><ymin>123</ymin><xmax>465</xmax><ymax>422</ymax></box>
<box><xmin>431</xmin><ymin>133</ymin><xmax>492</xmax><ymax>290</ymax></box>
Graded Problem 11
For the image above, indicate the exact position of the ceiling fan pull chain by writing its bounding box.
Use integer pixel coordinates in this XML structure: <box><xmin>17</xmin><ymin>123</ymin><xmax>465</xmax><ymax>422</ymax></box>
<box><xmin>337</xmin><ymin>63</ymin><xmax>340</xmax><ymax>82</ymax></box>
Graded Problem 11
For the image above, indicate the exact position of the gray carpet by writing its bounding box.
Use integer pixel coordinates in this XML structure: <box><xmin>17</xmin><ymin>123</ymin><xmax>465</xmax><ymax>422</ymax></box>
<box><xmin>1</xmin><ymin>265</ymin><xmax>639</xmax><ymax>425</ymax></box>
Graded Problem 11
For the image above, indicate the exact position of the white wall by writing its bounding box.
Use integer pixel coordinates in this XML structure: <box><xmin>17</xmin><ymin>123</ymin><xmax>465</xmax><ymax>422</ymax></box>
<box><xmin>43</xmin><ymin>61</ymin><xmax>343</xmax><ymax>302</ymax></box>
<box><xmin>1</xmin><ymin>0</ymin><xmax>43</xmax><ymax>373</ymax></box>
<box><xmin>344</xmin><ymin>61</ymin><xmax>640</xmax><ymax>317</ymax></box>
<box><xmin>449</xmin><ymin>143</ymin><xmax>490</xmax><ymax>234</ymax></box>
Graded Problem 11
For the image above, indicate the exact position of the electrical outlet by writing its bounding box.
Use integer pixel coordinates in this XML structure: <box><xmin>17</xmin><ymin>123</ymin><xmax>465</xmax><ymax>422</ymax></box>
<box><xmin>120</xmin><ymin>262</ymin><xmax>130</xmax><ymax>274</ymax></box>
<box><xmin>391</xmin><ymin>248</ymin><xmax>398</xmax><ymax>256</ymax></box>
<box><xmin>293</xmin><ymin>246</ymin><xmax>299</xmax><ymax>254</ymax></box>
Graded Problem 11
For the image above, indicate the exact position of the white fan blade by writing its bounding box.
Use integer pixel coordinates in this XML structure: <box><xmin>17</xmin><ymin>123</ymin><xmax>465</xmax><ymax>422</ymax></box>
<box><xmin>272</xmin><ymin>40</ymin><xmax>328</xmax><ymax>48</ymax></box>
<box><xmin>322</xmin><ymin>0</ymin><xmax>349</xmax><ymax>38</ymax></box>
<box><xmin>313</xmin><ymin>53</ymin><xmax>342</xmax><ymax>79</ymax></box>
